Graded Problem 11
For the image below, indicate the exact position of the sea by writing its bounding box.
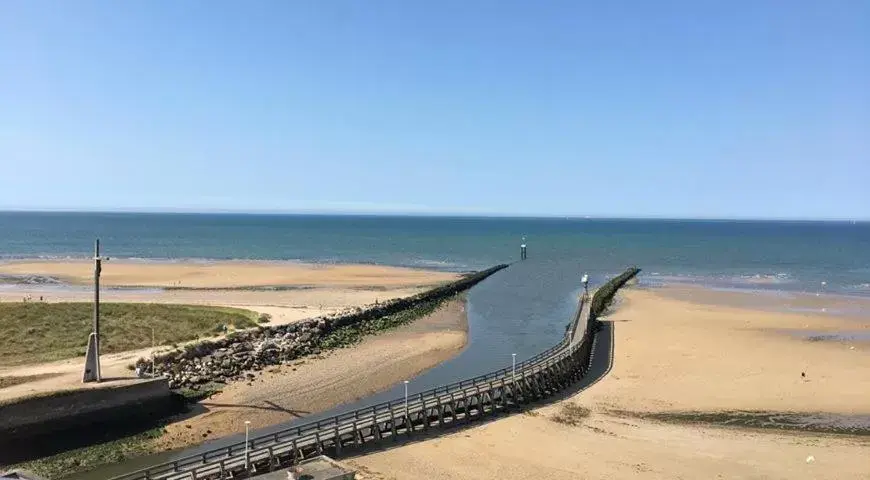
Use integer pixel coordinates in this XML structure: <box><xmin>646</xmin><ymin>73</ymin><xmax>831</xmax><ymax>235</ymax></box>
<box><xmin>1</xmin><ymin>211</ymin><xmax>869</xmax><ymax>297</ymax></box>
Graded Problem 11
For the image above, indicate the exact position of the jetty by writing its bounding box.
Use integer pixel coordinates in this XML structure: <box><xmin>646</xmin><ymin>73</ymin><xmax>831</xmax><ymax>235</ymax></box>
<box><xmin>109</xmin><ymin>267</ymin><xmax>639</xmax><ymax>480</ymax></box>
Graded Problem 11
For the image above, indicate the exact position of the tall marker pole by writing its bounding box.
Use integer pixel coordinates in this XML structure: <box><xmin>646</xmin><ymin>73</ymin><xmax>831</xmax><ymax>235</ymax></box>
<box><xmin>83</xmin><ymin>239</ymin><xmax>103</xmax><ymax>382</ymax></box>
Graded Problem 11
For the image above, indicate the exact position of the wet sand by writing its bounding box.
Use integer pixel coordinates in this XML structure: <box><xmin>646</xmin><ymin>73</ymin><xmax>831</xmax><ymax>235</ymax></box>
<box><xmin>350</xmin><ymin>287</ymin><xmax>870</xmax><ymax>480</ymax></box>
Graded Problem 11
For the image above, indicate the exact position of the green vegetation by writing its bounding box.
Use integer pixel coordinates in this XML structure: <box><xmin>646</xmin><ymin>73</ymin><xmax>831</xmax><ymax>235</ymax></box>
<box><xmin>319</xmin><ymin>295</ymin><xmax>454</xmax><ymax>349</ymax></box>
<box><xmin>0</xmin><ymin>303</ymin><xmax>259</xmax><ymax>366</ymax></box>
<box><xmin>10</xmin><ymin>426</ymin><xmax>164</xmax><ymax>479</ymax></box>
<box><xmin>590</xmin><ymin>266</ymin><xmax>641</xmax><ymax>318</ymax></box>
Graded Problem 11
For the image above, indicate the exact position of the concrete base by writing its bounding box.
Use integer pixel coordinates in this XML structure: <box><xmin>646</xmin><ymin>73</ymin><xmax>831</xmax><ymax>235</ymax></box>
<box><xmin>0</xmin><ymin>378</ymin><xmax>174</xmax><ymax>465</ymax></box>
<box><xmin>81</xmin><ymin>332</ymin><xmax>100</xmax><ymax>383</ymax></box>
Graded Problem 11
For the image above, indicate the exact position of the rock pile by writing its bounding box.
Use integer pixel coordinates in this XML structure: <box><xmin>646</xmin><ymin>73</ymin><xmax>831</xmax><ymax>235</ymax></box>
<box><xmin>136</xmin><ymin>264</ymin><xmax>508</xmax><ymax>390</ymax></box>
<box><xmin>138</xmin><ymin>317</ymin><xmax>332</xmax><ymax>389</ymax></box>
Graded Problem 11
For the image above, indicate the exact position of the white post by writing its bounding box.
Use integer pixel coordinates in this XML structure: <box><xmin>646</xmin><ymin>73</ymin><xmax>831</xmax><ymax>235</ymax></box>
<box><xmin>512</xmin><ymin>353</ymin><xmax>516</xmax><ymax>383</ymax></box>
<box><xmin>403</xmin><ymin>380</ymin><xmax>409</xmax><ymax>417</ymax></box>
<box><xmin>244</xmin><ymin>420</ymin><xmax>251</xmax><ymax>470</ymax></box>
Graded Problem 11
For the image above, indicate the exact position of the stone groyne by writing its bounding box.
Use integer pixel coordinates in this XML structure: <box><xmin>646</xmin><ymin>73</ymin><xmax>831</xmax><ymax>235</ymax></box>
<box><xmin>590</xmin><ymin>266</ymin><xmax>641</xmax><ymax>320</ymax></box>
<box><xmin>137</xmin><ymin>265</ymin><xmax>509</xmax><ymax>390</ymax></box>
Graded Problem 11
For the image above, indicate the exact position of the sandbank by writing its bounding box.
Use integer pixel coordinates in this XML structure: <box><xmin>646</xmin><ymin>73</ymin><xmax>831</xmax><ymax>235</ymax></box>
<box><xmin>0</xmin><ymin>260</ymin><xmax>458</xmax><ymax>289</ymax></box>
<box><xmin>350</xmin><ymin>286</ymin><xmax>870</xmax><ymax>480</ymax></box>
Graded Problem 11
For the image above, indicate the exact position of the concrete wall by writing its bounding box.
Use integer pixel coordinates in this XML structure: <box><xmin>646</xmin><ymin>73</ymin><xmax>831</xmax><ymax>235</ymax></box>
<box><xmin>0</xmin><ymin>378</ymin><xmax>172</xmax><ymax>437</ymax></box>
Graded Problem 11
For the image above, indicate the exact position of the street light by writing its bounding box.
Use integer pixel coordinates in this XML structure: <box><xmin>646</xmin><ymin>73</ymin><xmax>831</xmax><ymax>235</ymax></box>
<box><xmin>403</xmin><ymin>380</ymin><xmax>409</xmax><ymax>418</ymax></box>
<box><xmin>244</xmin><ymin>420</ymin><xmax>251</xmax><ymax>470</ymax></box>
<box><xmin>512</xmin><ymin>353</ymin><xmax>516</xmax><ymax>383</ymax></box>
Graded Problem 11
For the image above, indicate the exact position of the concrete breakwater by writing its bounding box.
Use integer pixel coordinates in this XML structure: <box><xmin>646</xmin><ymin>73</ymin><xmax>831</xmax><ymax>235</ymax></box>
<box><xmin>136</xmin><ymin>265</ymin><xmax>508</xmax><ymax>390</ymax></box>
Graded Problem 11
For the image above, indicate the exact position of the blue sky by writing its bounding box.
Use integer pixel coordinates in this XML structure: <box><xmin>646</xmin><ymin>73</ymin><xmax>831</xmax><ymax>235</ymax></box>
<box><xmin>1</xmin><ymin>1</ymin><xmax>867</xmax><ymax>219</ymax></box>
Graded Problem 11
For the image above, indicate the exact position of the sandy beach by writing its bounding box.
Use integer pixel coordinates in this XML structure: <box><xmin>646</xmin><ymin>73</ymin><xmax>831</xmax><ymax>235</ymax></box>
<box><xmin>0</xmin><ymin>261</ymin><xmax>458</xmax><ymax>402</ymax></box>
<box><xmin>0</xmin><ymin>260</ymin><xmax>458</xmax><ymax>289</ymax></box>
<box><xmin>350</xmin><ymin>286</ymin><xmax>870</xmax><ymax>480</ymax></box>
<box><xmin>155</xmin><ymin>297</ymin><xmax>469</xmax><ymax>450</ymax></box>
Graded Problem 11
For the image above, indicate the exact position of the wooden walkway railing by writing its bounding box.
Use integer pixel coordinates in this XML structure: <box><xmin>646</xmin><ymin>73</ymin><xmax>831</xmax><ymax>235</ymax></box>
<box><xmin>112</xmin><ymin>278</ymin><xmax>601</xmax><ymax>480</ymax></box>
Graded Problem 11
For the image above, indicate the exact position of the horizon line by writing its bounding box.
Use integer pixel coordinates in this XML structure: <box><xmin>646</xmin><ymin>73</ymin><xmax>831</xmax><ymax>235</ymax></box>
<box><xmin>0</xmin><ymin>207</ymin><xmax>867</xmax><ymax>223</ymax></box>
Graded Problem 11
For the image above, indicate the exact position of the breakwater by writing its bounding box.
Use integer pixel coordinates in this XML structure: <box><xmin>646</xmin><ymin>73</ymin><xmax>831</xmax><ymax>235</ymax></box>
<box><xmin>109</xmin><ymin>267</ymin><xmax>639</xmax><ymax>480</ymax></box>
<box><xmin>590</xmin><ymin>266</ymin><xmax>641</xmax><ymax>319</ymax></box>
<box><xmin>137</xmin><ymin>265</ymin><xmax>508</xmax><ymax>390</ymax></box>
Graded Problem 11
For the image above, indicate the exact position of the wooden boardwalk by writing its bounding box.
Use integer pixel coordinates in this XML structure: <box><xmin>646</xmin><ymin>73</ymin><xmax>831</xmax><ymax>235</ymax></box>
<box><xmin>113</xmin><ymin>285</ymin><xmax>597</xmax><ymax>480</ymax></box>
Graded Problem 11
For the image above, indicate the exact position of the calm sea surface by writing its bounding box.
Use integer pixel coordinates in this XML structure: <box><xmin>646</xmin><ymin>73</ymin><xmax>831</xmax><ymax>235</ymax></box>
<box><xmin>1</xmin><ymin>212</ymin><xmax>868</xmax><ymax>296</ymax></box>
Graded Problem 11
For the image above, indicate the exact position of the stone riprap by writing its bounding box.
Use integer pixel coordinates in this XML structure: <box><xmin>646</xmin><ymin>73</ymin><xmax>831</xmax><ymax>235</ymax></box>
<box><xmin>136</xmin><ymin>265</ymin><xmax>508</xmax><ymax>390</ymax></box>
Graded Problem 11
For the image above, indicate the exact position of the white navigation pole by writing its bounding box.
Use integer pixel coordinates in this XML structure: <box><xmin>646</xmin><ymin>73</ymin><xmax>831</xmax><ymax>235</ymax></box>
<box><xmin>82</xmin><ymin>239</ymin><xmax>104</xmax><ymax>383</ymax></box>
<box><xmin>403</xmin><ymin>380</ymin><xmax>410</xmax><ymax>418</ymax></box>
<box><xmin>520</xmin><ymin>236</ymin><xmax>527</xmax><ymax>260</ymax></box>
<box><xmin>582</xmin><ymin>274</ymin><xmax>589</xmax><ymax>298</ymax></box>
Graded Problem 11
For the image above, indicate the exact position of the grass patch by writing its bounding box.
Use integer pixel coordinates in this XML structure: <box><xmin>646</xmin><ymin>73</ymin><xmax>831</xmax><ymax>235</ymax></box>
<box><xmin>9</xmin><ymin>426</ymin><xmax>164</xmax><ymax>479</ymax></box>
<box><xmin>175</xmin><ymin>384</ymin><xmax>223</xmax><ymax>403</ymax></box>
<box><xmin>0</xmin><ymin>303</ymin><xmax>259</xmax><ymax>367</ymax></box>
<box><xmin>550</xmin><ymin>403</ymin><xmax>591</xmax><ymax>426</ymax></box>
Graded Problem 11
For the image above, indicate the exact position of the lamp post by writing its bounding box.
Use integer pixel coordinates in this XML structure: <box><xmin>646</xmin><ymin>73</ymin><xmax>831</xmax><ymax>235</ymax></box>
<box><xmin>403</xmin><ymin>380</ymin><xmax>409</xmax><ymax>418</ymax></box>
<box><xmin>512</xmin><ymin>353</ymin><xmax>516</xmax><ymax>383</ymax></box>
<box><xmin>244</xmin><ymin>420</ymin><xmax>251</xmax><ymax>470</ymax></box>
<box><xmin>82</xmin><ymin>239</ymin><xmax>106</xmax><ymax>383</ymax></box>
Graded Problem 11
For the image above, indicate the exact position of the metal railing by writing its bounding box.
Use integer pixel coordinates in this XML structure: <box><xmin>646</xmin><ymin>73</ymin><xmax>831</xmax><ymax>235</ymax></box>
<box><xmin>112</xmin><ymin>288</ymin><xmax>593</xmax><ymax>480</ymax></box>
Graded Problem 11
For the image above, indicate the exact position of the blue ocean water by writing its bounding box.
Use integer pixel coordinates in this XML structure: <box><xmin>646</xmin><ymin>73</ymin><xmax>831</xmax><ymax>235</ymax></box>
<box><xmin>1</xmin><ymin>211</ymin><xmax>869</xmax><ymax>296</ymax></box>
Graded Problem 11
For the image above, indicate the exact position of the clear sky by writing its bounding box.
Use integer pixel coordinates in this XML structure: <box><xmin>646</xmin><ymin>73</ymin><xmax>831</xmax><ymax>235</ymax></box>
<box><xmin>1</xmin><ymin>1</ymin><xmax>867</xmax><ymax>219</ymax></box>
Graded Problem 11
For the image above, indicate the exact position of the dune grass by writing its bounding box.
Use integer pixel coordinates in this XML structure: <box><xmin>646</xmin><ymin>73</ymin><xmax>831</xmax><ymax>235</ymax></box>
<box><xmin>0</xmin><ymin>302</ymin><xmax>259</xmax><ymax>367</ymax></box>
